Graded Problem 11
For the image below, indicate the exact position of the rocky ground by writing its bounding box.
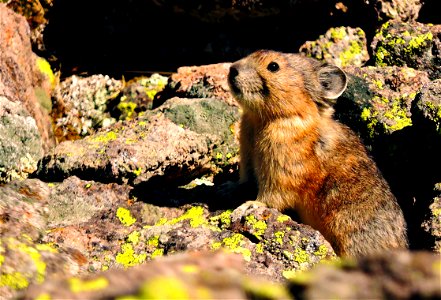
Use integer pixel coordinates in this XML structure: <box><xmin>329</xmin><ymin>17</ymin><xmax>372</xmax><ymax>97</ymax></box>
<box><xmin>0</xmin><ymin>1</ymin><xmax>440</xmax><ymax>299</ymax></box>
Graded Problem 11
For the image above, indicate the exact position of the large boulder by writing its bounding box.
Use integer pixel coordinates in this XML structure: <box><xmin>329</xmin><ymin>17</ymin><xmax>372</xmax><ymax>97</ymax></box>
<box><xmin>0</xmin><ymin>3</ymin><xmax>55</xmax><ymax>152</ymax></box>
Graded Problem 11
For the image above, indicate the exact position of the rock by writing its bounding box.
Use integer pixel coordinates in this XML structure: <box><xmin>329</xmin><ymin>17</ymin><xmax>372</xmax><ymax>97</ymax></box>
<box><xmin>154</xmin><ymin>63</ymin><xmax>237</xmax><ymax>108</ymax></box>
<box><xmin>3</xmin><ymin>0</ymin><xmax>54</xmax><ymax>53</ymax></box>
<box><xmin>299</xmin><ymin>26</ymin><xmax>369</xmax><ymax>68</ymax></box>
<box><xmin>422</xmin><ymin>183</ymin><xmax>441</xmax><ymax>253</ymax></box>
<box><xmin>0</xmin><ymin>179</ymin><xmax>74</xmax><ymax>299</ymax></box>
<box><xmin>336</xmin><ymin>65</ymin><xmax>430</xmax><ymax>140</ymax></box>
<box><xmin>289</xmin><ymin>251</ymin><xmax>441</xmax><ymax>299</ymax></box>
<box><xmin>1</xmin><ymin>175</ymin><xmax>332</xmax><ymax>299</ymax></box>
<box><xmin>20</xmin><ymin>251</ymin><xmax>291</xmax><ymax>300</ymax></box>
<box><xmin>412</xmin><ymin>79</ymin><xmax>441</xmax><ymax>134</ymax></box>
<box><xmin>373</xmin><ymin>0</ymin><xmax>422</xmax><ymax>21</ymax></box>
<box><xmin>0</xmin><ymin>97</ymin><xmax>44</xmax><ymax>183</ymax></box>
<box><xmin>112</xmin><ymin>74</ymin><xmax>168</xmax><ymax>121</ymax></box>
<box><xmin>0</xmin><ymin>3</ymin><xmax>55</xmax><ymax>152</ymax></box>
<box><xmin>152</xmin><ymin>97</ymin><xmax>240</xmax><ymax>169</ymax></box>
<box><xmin>51</xmin><ymin>75</ymin><xmax>123</xmax><ymax>142</ymax></box>
<box><xmin>371</xmin><ymin>20</ymin><xmax>441</xmax><ymax>80</ymax></box>
<box><xmin>35</xmin><ymin>113</ymin><xmax>219</xmax><ymax>185</ymax></box>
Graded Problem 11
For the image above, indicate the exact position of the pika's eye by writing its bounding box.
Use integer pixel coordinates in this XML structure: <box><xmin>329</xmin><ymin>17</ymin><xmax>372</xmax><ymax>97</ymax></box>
<box><xmin>267</xmin><ymin>62</ymin><xmax>279</xmax><ymax>72</ymax></box>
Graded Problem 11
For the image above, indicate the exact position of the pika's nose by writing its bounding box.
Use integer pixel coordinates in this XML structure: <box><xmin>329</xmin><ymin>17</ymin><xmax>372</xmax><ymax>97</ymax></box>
<box><xmin>229</xmin><ymin>65</ymin><xmax>239</xmax><ymax>82</ymax></box>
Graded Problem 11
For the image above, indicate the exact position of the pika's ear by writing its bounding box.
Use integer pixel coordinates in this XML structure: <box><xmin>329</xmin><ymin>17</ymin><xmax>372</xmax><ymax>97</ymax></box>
<box><xmin>318</xmin><ymin>64</ymin><xmax>347</xmax><ymax>99</ymax></box>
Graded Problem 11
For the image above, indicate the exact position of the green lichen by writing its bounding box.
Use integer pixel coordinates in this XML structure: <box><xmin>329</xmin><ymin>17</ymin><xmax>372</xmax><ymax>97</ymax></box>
<box><xmin>329</xmin><ymin>27</ymin><xmax>347</xmax><ymax>41</ymax></box>
<box><xmin>151</xmin><ymin>248</ymin><xmax>164</xmax><ymax>259</ymax></box>
<box><xmin>35</xmin><ymin>293</ymin><xmax>51</xmax><ymax>300</ymax></box>
<box><xmin>120</xmin><ymin>276</ymin><xmax>190</xmax><ymax>300</ymax></box>
<box><xmin>180</xmin><ymin>264</ymin><xmax>199</xmax><ymax>274</ymax></box>
<box><xmin>255</xmin><ymin>243</ymin><xmax>264</xmax><ymax>254</ymax></box>
<box><xmin>0</xmin><ymin>272</ymin><xmax>29</xmax><ymax>290</ymax></box>
<box><xmin>215</xmin><ymin>234</ymin><xmax>252</xmax><ymax>262</ymax></box>
<box><xmin>274</xmin><ymin>231</ymin><xmax>285</xmax><ymax>245</ymax></box>
<box><xmin>166</xmin><ymin>206</ymin><xmax>207</xmax><ymax>228</ymax></box>
<box><xmin>69</xmin><ymin>277</ymin><xmax>109</xmax><ymax>293</ymax></box>
<box><xmin>245</xmin><ymin>215</ymin><xmax>267</xmax><ymax>239</ymax></box>
<box><xmin>243</xmin><ymin>278</ymin><xmax>291</xmax><ymax>299</ymax></box>
<box><xmin>374</xmin><ymin>21</ymin><xmax>434</xmax><ymax>67</ymax></box>
<box><xmin>36</xmin><ymin>57</ymin><xmax>56</xmax><ymax>89</ymax></box>
<box><xmin>209</xmin><ymin>210</ymin><xmax>232</xmax><ymax>230</ymax></box>
<box><xmin>147</xmin><ymin>235</ymin><xmax>159</xmax><ymax>247</ymax></box>
<box><xmin>314</xmin><ymin>245</ymin><xmax>329</xmax><ymax>258</ymax></box>
<box><xmin>116</xmin><ymin>207</ymin><xmax>136</xmax><ymax>226</ymax></box>
<box><xmin>293</xmin><ymin>248</ymin><xmax>310</xmax><ymax>264</ymax></box>
<box><xmin>115</xmin><ymin>243</ymin><xmax>147</xmax><ymax>267</ymax></box>
<box><xmin>117</xmin><ymin>100</ymin><xmax>137</xmax><ymax>120</ymax></box>
<box><xmin>277</xmin><ymin>215</ymin><xmax>291</xmax><ymax>222</ymax></box>
<box><xmin>282</xmin><ymin>269</ymin><xmax>298</xmax><ymax>280</ymax></box>
<box><xmin>127</xmin><ymin>231</ymin><xmax>141</xmax><ymax>245</ymax></box>
<box><xmin>339</xmin><ymin>40</ymin><xmax>364</xmax><ymax>67</ymax></box>
<box><xmin>381</xmin><ymin>96</ymin><xmax>412</xmax><ymax>132</ymax></box>
<box><xmin>90</xmin><ymin>131</ymin><xmax>118</xmax><ymax>143</ymax></box>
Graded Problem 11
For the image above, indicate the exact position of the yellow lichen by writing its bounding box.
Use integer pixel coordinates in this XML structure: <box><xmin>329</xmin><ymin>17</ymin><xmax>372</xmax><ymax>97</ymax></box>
<box><xmin>116</xmin><ymin>207</ymin><xmax>136</xmax><ymax>226</ymax></box>
<box><xmin>245</xmin><ymin>215</ymin><xmax>267</xmax><ymax>239</ymax></box>
<box><xmin>0</xmin><ymin>272</ymin><xmax>29</xmax><ymax>290</ymax></box>
<box><xmin>127</xmin><ymin>231</ymin><xmax>140</xmax><ymax>245</ymax></box>
<box><xmin>115</xmin><ymin>243</ymin><xmax>147</xmax><ymax>267</ymax></box>
<box><xmin>69</xmin><ymin>277</ymin><xmax>109</xmax><ymax>293</ymax></box>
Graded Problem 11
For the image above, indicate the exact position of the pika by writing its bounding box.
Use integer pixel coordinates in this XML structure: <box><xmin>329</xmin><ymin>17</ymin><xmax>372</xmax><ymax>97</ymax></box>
<box><xmin>228</xmin><ymin>50</ymin><xmax>408</xmax><ymax>257</ymax></box>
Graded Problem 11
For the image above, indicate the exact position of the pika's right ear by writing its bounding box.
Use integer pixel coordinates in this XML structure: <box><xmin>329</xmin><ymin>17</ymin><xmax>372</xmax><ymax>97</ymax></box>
<box><xmin>318</xmin><ymin>64</ymin><xmax>347</xmax><ymax>100</ymax></box>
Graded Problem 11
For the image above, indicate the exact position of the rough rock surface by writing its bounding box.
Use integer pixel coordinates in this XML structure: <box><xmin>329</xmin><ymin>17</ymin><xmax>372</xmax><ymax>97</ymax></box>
<box><xmin>373</xmin><ymin>0</ymin><xmax>422</xmax><ymax>21</ymax></box>
<box><xmin>299</xmin><ymin>26</ymin><xmax>369</xmax><ymax>68</ymax></box>
<box><xmin>422</xmin><ymin>184</ymin><xmax>441</xmax><ymax>253</ymax></box>
<box><xmin>0</xmin><ymin>3</ymin><xmax>54</xmax><ymax>151</ymax></box>
<box><xmin>152</xmin><ymin>97</ymin><xmax>240</xmax><ymax>169</ymax></box>
<box><xmin>412</xmin><ymin>79</ymin><xmax>441</xmax><ymax>134</ymax></box>
<box><xmin>290</xmin><ymin>250</ymin><xmax>441</xmax><ymax>299</ymax></box>
<box><xmin>1</xmin><ymin>176</ymin><xmax>334</xmax><ymax>299</ymax></box>
<box><xmin>36</xmin><ymin>113</ymin><xmax>219</xmax><ymax>185</ymax></box>
<box><xmin>155</xmin><ymin>63</ymin><xmax>237</xmax><ymax>108</ymax></box>
<box><xmin>371</xmin><ymin>20</ymin><xmax>441</xmax><ymax>80</ymax></box>
<box><xmin>20</xmin><ymin>251</ymin><xmax>292</xmax><ymax>300</ymax></box>
<box><xmin>112</xmin><ymin>74</ymin><xmax>168</xmax><ymax>121</ymax></box>
<box><xmin>0</xmin><ymin>97</ymin><xmax>43</xmax><ymax>183</ymax></box>
<box><xmin>3</xmin><ymin>0</ymin><xmax>54</xmax><ymax>52</ymax></box>
<box><xmin>336</xmin><ymin>66</ymin><xmax>430</xmax><ymax>140</ymax></box>
<box><xmin>52</xmin><ymin>75</ymin><xmax>123</xmax><ymax>142</ymax></box>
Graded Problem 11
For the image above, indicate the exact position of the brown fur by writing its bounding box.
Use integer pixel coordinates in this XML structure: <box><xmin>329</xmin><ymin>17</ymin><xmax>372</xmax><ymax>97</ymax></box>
<box><xmin>228</xmin><ymin>50</ymin><xmax>408</xmax><ymax>257</ymax></box>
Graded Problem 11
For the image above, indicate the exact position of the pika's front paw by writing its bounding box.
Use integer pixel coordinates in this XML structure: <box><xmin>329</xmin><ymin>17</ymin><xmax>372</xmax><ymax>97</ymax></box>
<box><xmin>231</xmin><ymin>200</ymin><xmax>267</xmax><ymax>222</ymax></box>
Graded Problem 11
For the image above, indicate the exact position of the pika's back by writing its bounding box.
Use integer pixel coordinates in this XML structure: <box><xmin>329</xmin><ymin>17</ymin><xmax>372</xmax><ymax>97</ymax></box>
<box><xmin>228</xmin><ymin>50</ymin><xmax>408</xmax><ymax>257</ymax></box>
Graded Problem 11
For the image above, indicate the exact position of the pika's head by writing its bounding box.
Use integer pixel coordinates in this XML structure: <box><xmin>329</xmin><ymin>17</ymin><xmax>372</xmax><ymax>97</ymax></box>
<box><xmin>228</xmin><ymin>50</ymin><xmax>347</xmax><ymax>119</ymax></box>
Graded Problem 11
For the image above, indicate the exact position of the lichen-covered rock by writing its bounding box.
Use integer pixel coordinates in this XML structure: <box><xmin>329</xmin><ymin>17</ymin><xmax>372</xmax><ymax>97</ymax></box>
<box><xmin>0</xmin><ymin>3</ymin><xmax>55</xmax><ymax>151</ymax></box>
<box><xmin>336</xmin><ymin>66</ymin><xmax>430</xmax><ymax>140</ymax></box>
<box><xmin>155</xmin><ymin>63</ymin><xmax>237</xmax><ymax>107</ymax></box>
<box><xmin>113</xmin><ymin>74</ymin><xmax>168</xmax><ymax>121</ymax></box>
<box><xmin>3</xmin><ymin>0</ymin><xmax>54</xmax><ymax>52</ymax></box>
<box><xmin>373</xmin><ymin>0</ymin><xmax>422</xmax><ymax>21</ymax></box>
<box><xmin>20</xmin><ymin>251</ymin><xmax>291</xmax><ymax>300</ymax></box>
<box><xmin>0</xmin><ymin>96</ymin><xmax>44</xmax><ymax>183</ymax></box>
<box><xmin>422</xmin><ymin>183</ymin><xmax>441</xmax><ymax>253</ymax></box>
<box><xmin>51</xmin><ymin>75</ymin><xmax>123</xmax><ymax>142</ymax></box>
<box><xmin>0</xmin><ymin>179</ymin><xmax>73</xmax><ymax>299</ymax></box>
<box><xmin>152</xmin><ymin>97</ymin><xmax>240</xmax><ymax>169</ymax></box>
<box><xmin>299</xmin><ymin>26</ymin><xmax>369</xmax><ymax>68</ymax></box>
<box><xmin>371</xmin><ymin>20</ymin><xmax>441</xmax><ymax>79</ymax></box>
<box><xmin>412</xmin><ymin>79</ymin><xmax>441</xmax><ymax>134</ymax></box>
<box><xmin>36</xmin><ymin>113</ymin><xmax>219</xmax><ymax>185</ymax></box>
<box><xmin>289</xmin><ymin>251</ymin><xmax>441</xmax><ymax>299</ymax></box>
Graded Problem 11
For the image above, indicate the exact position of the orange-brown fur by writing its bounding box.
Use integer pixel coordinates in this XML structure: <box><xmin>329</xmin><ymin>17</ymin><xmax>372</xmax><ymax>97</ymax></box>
<box><xmin>228</xmin><ymin>50</ymin><xmax>408</xmax><ymax>257</ymax></box>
